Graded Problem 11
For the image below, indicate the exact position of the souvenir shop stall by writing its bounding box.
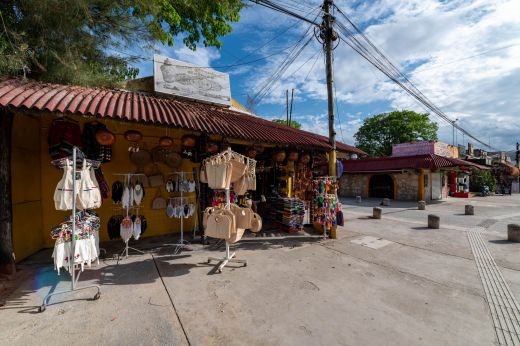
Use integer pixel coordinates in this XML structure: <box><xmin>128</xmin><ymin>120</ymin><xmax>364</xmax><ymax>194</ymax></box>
<box><xmin>198</xmin><ymin>143</ymin><xmax>343</xmax><ymax>235</ymax></box>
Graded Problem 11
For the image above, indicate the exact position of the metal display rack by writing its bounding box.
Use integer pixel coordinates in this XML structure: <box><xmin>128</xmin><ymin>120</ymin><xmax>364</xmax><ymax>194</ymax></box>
<box><xmin>113</xmin><ymin>173</ymin><xmax>146</xmax><ymax>259</ymax></box>
<box><xmin>40</xmin><ymin>147</ymin><xmax>101</xmax><ymax>312</ymax></box>
<box><xmin>164</xmin><ymin>171</ymin><xmax>196</xmax><ymax>255</ymax></box>
<box><xmin>206</xmin><ymin>148</ymin><xmax>252</xmax><ymax>273</ymax></box>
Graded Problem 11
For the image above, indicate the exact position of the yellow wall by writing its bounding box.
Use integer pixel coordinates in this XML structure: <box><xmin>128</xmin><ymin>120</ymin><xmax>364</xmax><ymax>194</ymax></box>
<box><xmin>11</xmin><ymin>114</ymin><xmax>44</xmax><ymax>262</ymax></box>
<box><xmin>11</xmin><ymin>112</ymin><xmax>202</xmax><ymax>259</ymax></box>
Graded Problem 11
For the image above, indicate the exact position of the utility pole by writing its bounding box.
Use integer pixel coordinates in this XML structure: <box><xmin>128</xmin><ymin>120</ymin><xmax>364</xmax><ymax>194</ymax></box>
<box><xmin>452</xmin><ymin>118</ymin><xmax>458</xmax><ymax>146</ymax></box>
<box><xmin>286</xmin><ymin>89</ymin><xmax>289</xmax><ymax>126</ymax></box>
<box><xmin>323</xmin><ymin>0</ymin><xmax>337</xmax><ymax>176</ymax></box>
<box><xmin>289</xmin><ymin>88</ymin><xmax>294</xmax><ymax>127</ymax></box>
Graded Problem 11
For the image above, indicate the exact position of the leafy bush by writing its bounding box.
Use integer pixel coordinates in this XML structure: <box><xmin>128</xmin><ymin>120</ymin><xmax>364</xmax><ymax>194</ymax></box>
<box><xmin>470</xmin><ymin>168</ymin><xmax>496</xmax><ymax>192</ymax></box>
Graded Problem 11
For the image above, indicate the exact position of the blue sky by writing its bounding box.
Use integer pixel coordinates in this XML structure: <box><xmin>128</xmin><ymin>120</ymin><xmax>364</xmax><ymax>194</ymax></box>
<box><xmin>132</xmin><ymin>0</ymin><xmax>520</xmax><ymax>152</ymax></box>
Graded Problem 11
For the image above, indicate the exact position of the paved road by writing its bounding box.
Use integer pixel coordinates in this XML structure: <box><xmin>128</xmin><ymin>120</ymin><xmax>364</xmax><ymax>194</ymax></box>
<box><xmin>0</xmin><ymin>195</ymin><xmax>519</xmax><ymax>345</ymax></box>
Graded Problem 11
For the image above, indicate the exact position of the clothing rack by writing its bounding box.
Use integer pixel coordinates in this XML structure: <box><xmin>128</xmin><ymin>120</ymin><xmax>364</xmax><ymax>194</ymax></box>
<box><xmin>206</xmin><ymin>148</ymin><xmax>248</xmax><ymax>273</ymax></box>
<box><xmin>113</xmin><ymin>173</ymin><xmax>146</xmax><ymax>259</ymax></box>
<box><xmin>164</xmin><ymin>171</ymin><xmax>195</xmax><ymax>255</ymax></box>
<box><xmin>313</xmin><ymin>176</ymin><xmax>339</xmax><ymax>240</ymax></box>
<box><xmin>40</xmin><ymin>147</ymin><xmax>101</xmax><ymax>312</ymax></box>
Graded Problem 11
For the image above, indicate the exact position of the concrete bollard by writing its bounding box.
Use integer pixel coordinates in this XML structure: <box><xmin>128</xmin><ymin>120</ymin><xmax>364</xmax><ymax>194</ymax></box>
<box><xmin>382</xmin><ymin>198</ymin><xmax>390</xmax><ymax>206</ymax></box>
<box><xmin>356</xmin><ymin>196</ymin><xmax>362</xmax><ymax>203</ymax></box>
<box><xmin>508</xmin><ymin>224</ymin><xmax>520</xmax><ymax>242</ymax></box>
<box><xmin>465</xmin><ymin>205</ymin><xmax>474</xmax><ymax>215</ymax></box>
<box><xmin>428</xmin><ymin>214</ymin><xmax>440</xmax><ymax>229</ymax></box>
<box><xmin>418</xmin><ymin>201</ymin><xmax>426</xmax><ymax>210</ymax></box>
<box><xmin>373</xmin><ymin>207</ymin><xmax>382</xmax><ymax>219</ymax></box>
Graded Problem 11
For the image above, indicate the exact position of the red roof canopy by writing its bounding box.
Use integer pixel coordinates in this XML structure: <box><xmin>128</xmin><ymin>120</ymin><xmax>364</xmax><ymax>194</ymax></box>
<box><xmin>0</xmin><ymin>78</ymin><xmax>365</xmax><ymax>155</ymax></box>
<box><xmin>343</xmin><ymin>154</ymin><xmax>489</xmax><ymax>172</ymax></box>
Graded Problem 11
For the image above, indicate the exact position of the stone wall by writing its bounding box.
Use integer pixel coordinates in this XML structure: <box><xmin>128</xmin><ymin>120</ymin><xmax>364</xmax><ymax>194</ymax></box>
<box><xmin>340</xmin><ymin>172</ymin><xmax>420</xmax><ymax>200</ymax></box>
<box><xmin>339</xmin><ymin>174</ymin><xmax>369</xmax><ymax>197</ymax></box>
<box><xmin>395</xmin><ymin>172</ymin><xmax>419</xmax><ymax>200</ymax></box>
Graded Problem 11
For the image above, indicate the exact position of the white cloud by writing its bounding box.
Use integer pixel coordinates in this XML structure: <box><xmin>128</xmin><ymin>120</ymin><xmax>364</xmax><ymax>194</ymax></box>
<box><xmin>173</xmin><ymin>46</ymin><xmax>221</xmax><ymax>67</ymax></box>
<box><xmin>244</xmin><ymin>0</ymin><xmax>520</xmax><ymax>149</ymax></box>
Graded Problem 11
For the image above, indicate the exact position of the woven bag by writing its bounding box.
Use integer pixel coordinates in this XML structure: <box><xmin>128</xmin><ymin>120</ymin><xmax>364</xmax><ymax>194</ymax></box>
<box><xmin>151</xmin><ymin>189</ymin><xmax>167</xmax><ymax>210</ymax></box>
<box><xmin>205</xmin><ymin>211</ymin><xmax>233</xmax><ymax>239</ymax></box>
<box><xmin>206</xmin><ymin>160</ymin><xmax>232</xmax><ymax>189</ymax></box>
<box><xmin>250</xmin><ymin>213</ymin><xmax>262</xmax><ymax>233</ymax></box>
<box><xmin>229</xmin><ymin>156</ymin><xmax>247</xmax><ymax>183</ymax></box>
<box><xmin>234</xmin><ymin>174</ymin><xmax>248</xmax><ymax>195</ymax></box>
<box><xmin>230</xmin><ymin>204</ymin><xmax>253</xmax><ymax>229</ymax></box>
<box><xmin>147</xmin><ymin>164</ymin><xmax>164</xmax><ymax>187</ymax></box>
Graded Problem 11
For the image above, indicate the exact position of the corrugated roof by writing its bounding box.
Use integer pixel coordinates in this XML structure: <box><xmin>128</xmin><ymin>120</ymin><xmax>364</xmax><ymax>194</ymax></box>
<box><xmin>0</xmin><ymin>78</ymin><xmax>365</xmax><ymax>154</ymax></box>
<box><xmin>343</xmin><ymin>154</ymin><xmax>489</xmax><ymax>172</ymax></box>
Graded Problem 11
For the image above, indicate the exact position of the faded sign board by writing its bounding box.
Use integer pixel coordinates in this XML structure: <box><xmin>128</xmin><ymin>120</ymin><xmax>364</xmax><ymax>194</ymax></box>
<box><xmin>392</xmin><ymin>141</ymin><xmax>458</xmax><ymax>158</ymax></box>
<box><xmin>153</xmin><ymin>54</ymin><xmax>231</xmax><ymax>106</ymax></box>
<box><xmin>392</xmin><ymin>141</ymin><xmax>435</xmax><ymax>157</ymax></box>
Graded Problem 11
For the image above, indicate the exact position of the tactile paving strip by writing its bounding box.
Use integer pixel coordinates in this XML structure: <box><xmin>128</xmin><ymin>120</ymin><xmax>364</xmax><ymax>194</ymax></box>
<box><xmin>467</xmin><ymin>228</ymin><xmax>520</xmax><ymax>345</ymax></box>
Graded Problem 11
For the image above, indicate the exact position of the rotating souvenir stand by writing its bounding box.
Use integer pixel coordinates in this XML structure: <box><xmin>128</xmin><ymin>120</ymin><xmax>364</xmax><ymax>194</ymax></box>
<box><xmin>313</xmin><ymin>176</ymin><xmax>338</xmax><ymax>240</ymax></box>
<box><xmin>206</xmin><ymin>148</ymin><xmax>252</xmax><ymax>273</ymax></box>
<box><xmin>160</xmin><ymin>171</ymin><xmax>195</xmax><ymax>254</ymax></box>
<box><xmin>207</xmin><ymin>186</ymin><xmax>248</xmax><ymax>273</ymax></box>
<box><xmin>40</xmin><ymin>147</ymin><xmax>101</xmax><ymax>312</ymax></box>
<box><xmin>113</xmin><ymin>173</ymin><xmax>146</xmax><ymax>259</ymax></box>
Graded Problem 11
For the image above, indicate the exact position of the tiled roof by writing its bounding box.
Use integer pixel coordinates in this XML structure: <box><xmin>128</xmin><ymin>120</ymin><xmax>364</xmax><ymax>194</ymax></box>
<box><xmin>0</xmin><ymin>78</ymin><xmax>365</xmax><ymax>154</ymax></box>
<box><xmin>343</xmin><ymin>154</ymin><xmax>489</xmax><ymax>172</ymax></box>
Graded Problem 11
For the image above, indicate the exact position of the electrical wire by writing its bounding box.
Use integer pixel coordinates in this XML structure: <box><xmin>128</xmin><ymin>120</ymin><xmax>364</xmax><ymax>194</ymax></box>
<box><xmin>250</xmin><ymin>0</ymin><xmax>321</xmax><ymax>26</ymax></box>
<box><xmin>249</xmin><ymin>10</ymin><xmax>321</xmax><ymax>106</ymax></box>
<box><xmin>333</xmin><ymin>4</ymin><xmax>495</xmax><ymax>150</ymax></box>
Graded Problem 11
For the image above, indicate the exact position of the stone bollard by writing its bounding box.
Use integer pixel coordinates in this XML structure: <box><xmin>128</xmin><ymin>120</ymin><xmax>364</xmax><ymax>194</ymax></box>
<box><xmin>418</xmin><ymin>200</ymin><xmax>426</xmax><ymax>210</ymax></box>
<box><xmin>356</xmin><ymin>196</ymin><xmax>362</xmax><ymax>203</ymax></box>
<box><xmin>373</xmin><ymin>207</ymin><xmax>382</xmax><ymax>219</ymax></box>
<box><xmin>507</xmin><ymin>224</ymin><xmax>520</xmax><ymax>242</ymax></box>
<box><xmin>428</xmin><ymin>214</ymin><xmax>440</xmax><ymax>229</ymax></box>
<box><xmin>465</xmin><ymin>205</ymin><xmax>474</xmax><ymax>215</ymax></box>
<box><xmin>382</xmin><ymin>198</ymin><xmax>390</xmax><ymax>206</ymax></box>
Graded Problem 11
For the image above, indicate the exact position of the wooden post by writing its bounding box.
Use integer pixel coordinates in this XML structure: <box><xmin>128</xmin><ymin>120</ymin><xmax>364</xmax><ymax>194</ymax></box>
<box><xmin>0</xmin><ymin>109</ymin><xmax>15</xmax><ymax>275</ymax></box>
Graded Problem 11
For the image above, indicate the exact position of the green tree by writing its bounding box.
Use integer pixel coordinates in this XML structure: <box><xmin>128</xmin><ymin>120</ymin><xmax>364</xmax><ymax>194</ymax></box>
<box><xmin>354</xmin><ymin>110</ymin><xmax>438</xmax><ymax>156</ymax></box>
<box><xmin>0</xmin><ymin>0</ymin><xmax>242</xmax><ymax>87</ymax></box>
<box><xmin>272</xmin><ymin>119</ymin><xmax>302</xmax><ymax>129</ymax></box>
<box><xmin>469</xmin><ymin>168</ymin><xmax>496</xmax><ymax>193</ymax></box>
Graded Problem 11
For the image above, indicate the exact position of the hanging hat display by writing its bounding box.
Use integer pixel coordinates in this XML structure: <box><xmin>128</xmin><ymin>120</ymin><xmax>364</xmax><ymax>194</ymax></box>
<box><xmin>159</xmin><ymin>136</ymin><xmax>174</xmax><ymax>148</ymax></box>
<box><xmin>164</xmin><ymin>151</ymin><xmax>182</xmax><ymax>168</ymax></box>
<box><xmin>124</xmin><ymin>130</ymin><xmax>143</xmax><ymax>152</ymax></box>
<box><xmin>287</xmin><ymin>150</ymin><xmax>299</xmax><ymax>162</ymax></box>
<box><xmin>181</xmin><ymin>134</ymin><xmax>197</xmax><ymax>148</ymax></box>
<box><xmin>181</xmin><ymin>134</ymin><xmax>198</xmax><ymax>161</ymax></box>
<box><xmin>130</xmin><ymin>144</ymin><xmax>152</xmax><ymax>168</ymax></box>
<box><xmin>95</xmin><ymin>128</ymin><xmax>116</xmax><ymax>146</ymax></box>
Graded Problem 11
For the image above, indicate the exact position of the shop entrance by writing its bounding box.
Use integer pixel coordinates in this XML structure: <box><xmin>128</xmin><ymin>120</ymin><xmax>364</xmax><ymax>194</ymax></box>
<box><xmin>369</xmin><ymin>174</ymin><xmax>394</xmax><ymax>199</ymax></box>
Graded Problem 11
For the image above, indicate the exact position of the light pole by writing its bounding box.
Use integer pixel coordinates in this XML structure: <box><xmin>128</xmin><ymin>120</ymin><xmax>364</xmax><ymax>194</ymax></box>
<box><xmin>452</xmin><ymin>118</ymin><xmax>458</xmax><ymax>146</ymax></box>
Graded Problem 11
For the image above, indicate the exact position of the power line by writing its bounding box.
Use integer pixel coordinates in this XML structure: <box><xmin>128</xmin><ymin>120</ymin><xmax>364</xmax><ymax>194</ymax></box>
<box><xmin>250</xmin><ymin>0</ymin><xmax>321</xmax><ymax>26</ymax></box>
<box><xmin>333</xmin><ymin>4</ymin><xmax>496</xmax><ymax>150</ymax></box>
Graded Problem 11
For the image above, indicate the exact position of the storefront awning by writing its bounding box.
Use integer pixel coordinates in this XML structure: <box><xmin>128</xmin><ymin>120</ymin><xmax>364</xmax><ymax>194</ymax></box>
<box><xmin>0</xmin><ymin>78</ymin><xmax>365</xmax><ymax>155</ymax></box>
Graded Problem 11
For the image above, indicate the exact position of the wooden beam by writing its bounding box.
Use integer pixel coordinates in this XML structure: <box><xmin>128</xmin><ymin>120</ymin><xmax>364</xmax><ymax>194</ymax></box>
<box><xmin>0</xmin><ymin>108</ymin><xmax>15</xmax><ymax>275</ymax></box>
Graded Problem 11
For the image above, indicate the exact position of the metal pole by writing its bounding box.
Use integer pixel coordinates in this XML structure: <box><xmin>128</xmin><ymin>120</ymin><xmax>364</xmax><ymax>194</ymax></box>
<box><xmin>71</xmin><ymin>147</ymin><xmax>76</xmax><ymax>290</ymax></box>
<box><xmin>452</xmin><ymin>121</ymin><xmax>455</xmax><ymax>146</ymax></box>
<box><xmin>286</xmin><ymin>90</ymin><xmax>289</xmax><ymax>126</ymax></box>
<box><xmin>323</xmin><ymin>0</ymin><xmax>336</xmax><ymax>176</ymax></box>
<box><xmin>289</xmin><ymin>88</ymin><xmax>294</xmax><ymax>127</ymax></box>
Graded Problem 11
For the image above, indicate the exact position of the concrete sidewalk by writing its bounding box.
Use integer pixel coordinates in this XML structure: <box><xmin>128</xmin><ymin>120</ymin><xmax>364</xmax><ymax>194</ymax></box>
<box><xmin>1</xmin><ymin>195</ymin><xmax>520</xmax><ymax>345</ymax></box>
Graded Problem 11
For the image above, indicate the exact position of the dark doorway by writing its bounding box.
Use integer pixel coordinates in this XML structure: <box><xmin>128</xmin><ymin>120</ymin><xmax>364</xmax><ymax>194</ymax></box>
<box><xmin>369</xmin><ymin>174</ymin><xmax>394</xmax><ymax>199</ymax></box>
